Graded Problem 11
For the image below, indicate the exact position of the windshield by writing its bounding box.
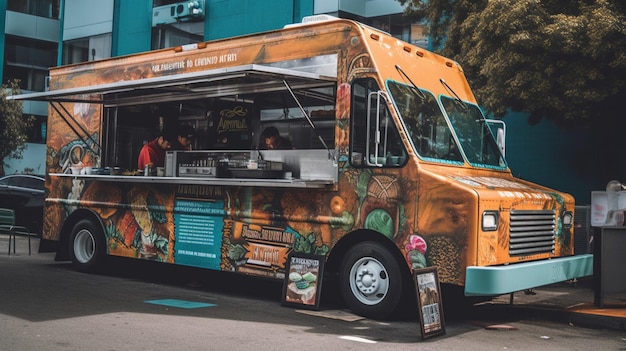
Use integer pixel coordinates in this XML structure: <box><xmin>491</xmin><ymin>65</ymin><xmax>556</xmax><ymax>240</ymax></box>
<box><xmin>387</xmin><ymin>81</ymin><xmax>463</xmax><ymax>163</ymax></box>
<box><xmin>387</xmin><ymin>80</ymin><xmax>506</xmax><ymax>169</ymax></box>
<box><xmin>441</xmin><ymin>97</ymin><xmax>505</xmax><ymax>168</ymax></box>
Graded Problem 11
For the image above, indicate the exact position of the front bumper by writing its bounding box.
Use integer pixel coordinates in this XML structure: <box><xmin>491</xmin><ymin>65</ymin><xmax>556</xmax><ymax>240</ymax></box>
<box><xmin>465</xmin><ymin>254</ymin><xmax>593</xmax><ymax>296</ymax></box>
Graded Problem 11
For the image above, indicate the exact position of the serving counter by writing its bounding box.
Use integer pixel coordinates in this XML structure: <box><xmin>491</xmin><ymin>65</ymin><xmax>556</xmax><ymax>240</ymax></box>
<box><xmin>51</xmin><ymin>173</ymin><xmax>335</xmax><ymax>189</ymax></box>
<box><xmin>54</xmin><ymin>149</ymin><xmax>338</xmax><ymax>189</ymax></box>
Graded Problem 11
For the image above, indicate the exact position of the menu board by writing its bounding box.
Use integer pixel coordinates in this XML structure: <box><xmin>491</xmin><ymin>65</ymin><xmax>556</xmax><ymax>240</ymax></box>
<box><xmin>173</xmin><ymin>198</ymin><xmax>224</xmax><ymax>269</ymax></box>
<box><xmin>281</xmin><ymin>253</ymin><xmax>324</xmax><ymax>310</ymax></box>
<box><xmin>414</xmin><ymin>267</ymin><xmax>446</xmax><ymax>339</ymax></box>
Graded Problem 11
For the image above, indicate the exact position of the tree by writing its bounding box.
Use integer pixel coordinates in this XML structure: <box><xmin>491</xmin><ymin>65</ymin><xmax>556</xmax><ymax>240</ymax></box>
<box><xmin>0</xmin><ymin>80</ymin><xmax>33</xmax><ymax>176</ymax></box>
<box><xmin>397</xmin><ymin>0</ymin><xmax>626</xmax><ymax>189</ymax></box>
<box><xmin>397</xmin><ymin>0</ymin><xmax>626</xmax><ymax>127</ymax></box>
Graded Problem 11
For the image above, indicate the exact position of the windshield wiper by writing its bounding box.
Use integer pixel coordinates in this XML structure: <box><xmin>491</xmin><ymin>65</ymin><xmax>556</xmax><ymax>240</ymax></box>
<box><xmin>439</xmin><ymin>78</ymin><xmax>468</xmax><ymax>111</ymax></box>
<box><xmin>395</xmin><ymin>65</ymin><xmax>426</xmax><ymax>100</ymax></box>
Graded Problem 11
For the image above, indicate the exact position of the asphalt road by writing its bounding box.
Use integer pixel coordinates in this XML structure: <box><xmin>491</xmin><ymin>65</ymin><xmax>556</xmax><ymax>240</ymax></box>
<box><xmin>2</xmin><ymin>235</ymin><xmax>625</xmax><ymax>351</ymax></box>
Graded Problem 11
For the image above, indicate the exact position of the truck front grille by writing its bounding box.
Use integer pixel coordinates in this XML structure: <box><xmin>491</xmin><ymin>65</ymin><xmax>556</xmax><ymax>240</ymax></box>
<box><xmin>509</xmin><ymin>210</ymin><xmax>555</xmax><ymax>256</ymax></box>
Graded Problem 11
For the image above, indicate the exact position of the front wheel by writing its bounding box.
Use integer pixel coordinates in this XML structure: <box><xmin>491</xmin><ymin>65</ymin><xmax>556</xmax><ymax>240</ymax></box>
<box><xmin>69</xmin><ymin>219</ymin><xmax>106</xmax><ymax>273</ymax></box>
<box><xmin>339</xmin><ymin>241</ymin><xmax>404</xmax><ymax>319</ymax></box>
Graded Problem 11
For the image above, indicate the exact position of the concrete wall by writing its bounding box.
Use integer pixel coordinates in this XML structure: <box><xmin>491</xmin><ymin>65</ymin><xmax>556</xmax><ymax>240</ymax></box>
<box><xmin>3</xmin><ymin>143</ymin><xmax>47</xmax><ymax>176</ymax></box>
<box><xmin>63</xmin><ymin>0</ymin><xmax>114</xmax><ymax>40</ymax></box>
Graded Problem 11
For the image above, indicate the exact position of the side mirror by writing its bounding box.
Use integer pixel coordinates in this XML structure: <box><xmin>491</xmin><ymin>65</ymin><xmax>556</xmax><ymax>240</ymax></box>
<box><xmin>496</xmin><ymin>127</ymin><xmax>505</xmax><ymax>156</ymax></box>
<box><xmin>486</xmin><ymin>119</ymin><xmax>506</xmax><ymax>157</ymax></box>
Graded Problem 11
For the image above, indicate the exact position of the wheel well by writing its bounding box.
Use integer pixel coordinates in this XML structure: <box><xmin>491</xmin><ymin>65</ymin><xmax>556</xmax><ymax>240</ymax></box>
<box><xmin>55</xmin><ymin>209</ymin><xmax>105</xmax><ymax>261</ymax></box>
<box><xmin>326</xmin><ymin>229</ymin><xmax>413</xmax><ymax>286</ymax></box>
<box><xmin>324</xmin><ymin>230</ymin><xmax>418</xmax><ymax>317</ymax></box>
<box><xmin>328</xmin><ymin>230</ymin><xmax>404</xmax><ymax>267</ymax></box>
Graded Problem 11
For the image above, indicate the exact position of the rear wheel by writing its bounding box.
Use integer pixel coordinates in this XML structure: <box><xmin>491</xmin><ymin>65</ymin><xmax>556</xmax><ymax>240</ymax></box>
<box><xmin>339</xmin><ymin>241</ymin><xmax>404</xmax><ymax>319</ymax></box>
<box><xmin>69</xmin><ymin>219</ymin><xmax>105</xmax><ymax>273</ymax></box>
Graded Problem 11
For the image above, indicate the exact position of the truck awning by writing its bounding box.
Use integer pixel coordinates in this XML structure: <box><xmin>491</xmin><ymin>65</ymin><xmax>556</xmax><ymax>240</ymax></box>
<box><xmin>7</xmin><ymin>64</ymin><xmax>336</xmax><ymax>107</ymax></box>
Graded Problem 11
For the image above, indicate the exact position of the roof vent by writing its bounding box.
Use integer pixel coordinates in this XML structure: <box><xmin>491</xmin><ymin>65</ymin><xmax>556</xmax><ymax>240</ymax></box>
<box><xmin>284</xmin><ymin>14</ymin><xmax>339</xmax><ymax>29</ymax></box>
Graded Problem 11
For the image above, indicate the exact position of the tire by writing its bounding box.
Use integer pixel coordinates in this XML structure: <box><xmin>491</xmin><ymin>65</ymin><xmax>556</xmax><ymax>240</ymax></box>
<box><xmin>339</xmin><ymin>241</ymin><xmax>404</xmax><ymax>319</ymax></box>
<box><xmin>69</xmin><ymin>219</ymin><xmax>106</xmax><ymax>273</ymax></box>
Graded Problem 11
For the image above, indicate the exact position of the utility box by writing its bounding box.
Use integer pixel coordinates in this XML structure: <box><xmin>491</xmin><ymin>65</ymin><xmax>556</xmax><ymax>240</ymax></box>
<box><xmin>152</xmin><ymin>0</ymin><xmax>205</xmax><ymax>26</ymax></box>
<box><xmin>593</xmin><ymin>227</ymin><xmax>626</xmax><ymax>307</ymax></box>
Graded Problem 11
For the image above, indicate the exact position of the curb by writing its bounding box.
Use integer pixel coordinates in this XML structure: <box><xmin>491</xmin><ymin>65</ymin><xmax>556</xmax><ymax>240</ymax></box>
<box><xmin>475</xmin><ymin>302</ymin><xmax>626</xmax><ymax>331</ymax></box>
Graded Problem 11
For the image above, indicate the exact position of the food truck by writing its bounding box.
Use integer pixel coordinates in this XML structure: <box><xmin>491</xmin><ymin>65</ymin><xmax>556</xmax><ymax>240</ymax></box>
<box><xmin>10</xmin><ymin>16</ymin><xmax>592</xmax><ymax>319</ymax></box>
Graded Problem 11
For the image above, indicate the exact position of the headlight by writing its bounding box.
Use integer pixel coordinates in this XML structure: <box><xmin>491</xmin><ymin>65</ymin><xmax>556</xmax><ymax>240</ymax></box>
<box><xmin>482</xmin><ymin>211</ymin><xmax>499</xmax><ymax>231</ymax></box>
<box><xmin>562</xmin><ymin>211</ymin><xmax>573</xmax><ymax>228</ymax></box>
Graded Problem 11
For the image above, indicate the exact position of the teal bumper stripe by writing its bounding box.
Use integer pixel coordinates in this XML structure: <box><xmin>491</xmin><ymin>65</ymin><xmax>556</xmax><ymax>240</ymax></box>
<box><xmin>465</xmin><ymin>254</ymin><xmax>593</xmax><ymax>296</ymax></box>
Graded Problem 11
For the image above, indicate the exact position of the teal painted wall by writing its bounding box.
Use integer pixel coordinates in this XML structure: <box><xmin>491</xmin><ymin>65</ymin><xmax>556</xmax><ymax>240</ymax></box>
<box><xmin>503</xmin><ymin>112</ymin><xmax>594</xmax><ymax>204</ymax></box>
<box><xmin>205</xmin><ymin>0</ymin><xmax>313</xmax><ymax>40</ymax></box>
<box><xmin>57</xmin><ymin>0</ymin><xmax>65</xmax><ymax>65</ymax></box>
<box><xmin>0</xmin><ymin>0</ymin><xmax>6</xmax><ymax>83</ymax></box>
<box><xmin>294</xmin><ymin>0</ymin><xmax>314</xmax><ymax>23</ymax></box>
<box><xmin>112</xmin><ymin>0</ymin><xmax>152</xmax><ymax>56</ymax></box>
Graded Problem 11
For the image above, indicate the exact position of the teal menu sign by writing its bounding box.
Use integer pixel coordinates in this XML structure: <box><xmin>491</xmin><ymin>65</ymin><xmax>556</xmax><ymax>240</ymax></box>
<box><xmin>174</xmin><ymin>198</ymin><xmax>225</xmax><ymax>269</ymax></box>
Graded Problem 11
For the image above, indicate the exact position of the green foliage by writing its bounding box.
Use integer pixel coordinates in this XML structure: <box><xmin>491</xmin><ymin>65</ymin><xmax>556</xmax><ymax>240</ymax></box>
<box><xmin>294</xmin><ymin>232</ymin><xmax>329</xmax><ymax>255</ymax></box>
<box><xmin>0</xmin><ymin>80</ymin><xmax>33</xmax><ymax>176</ymax></box>
<box><xmin>397</xmin><ymin>0</ymin><xmax>626</xmax><ymax>127</ymax></box>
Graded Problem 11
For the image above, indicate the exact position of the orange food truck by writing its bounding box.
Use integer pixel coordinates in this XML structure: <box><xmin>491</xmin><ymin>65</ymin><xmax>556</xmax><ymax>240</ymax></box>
<box><xmin>10</xmin><ymin>16</ymin><xmax>592</xmax><ymax>319</ymax></box>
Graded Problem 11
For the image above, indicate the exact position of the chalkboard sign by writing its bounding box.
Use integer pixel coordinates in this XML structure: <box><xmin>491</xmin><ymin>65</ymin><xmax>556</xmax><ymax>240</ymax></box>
<box><xmin>281</xmin><ymin>253</ymin><xmax>324</xmax><ymax>310</ymax></box>
<box><xmin>414</xmin><ymin>267</ymin><xmax>446</xmax><ymax>339</ymax></box>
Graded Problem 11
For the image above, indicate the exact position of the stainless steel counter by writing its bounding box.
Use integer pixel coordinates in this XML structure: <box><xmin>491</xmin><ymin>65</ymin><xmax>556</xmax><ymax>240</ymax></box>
<box><xmin>51</xmin><ymin>173</ymin><xmax>336</xmax><ymax>189</ymax></box>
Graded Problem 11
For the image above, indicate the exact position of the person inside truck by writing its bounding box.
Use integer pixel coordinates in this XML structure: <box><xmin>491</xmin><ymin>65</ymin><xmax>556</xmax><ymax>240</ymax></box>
<box><xmin>137</xmin><ymin>131</ymin><xmax>174</xmax><ymax>170</ymax></box>
<box><xmin>260</xmin><ymin>126</ymin><xmax>295</xmax><ymax>150</ymax></box>
<box><xmin>171</xmin><ymin>125</ymin><xmax>195</xmax><ymax>151</ymax></box>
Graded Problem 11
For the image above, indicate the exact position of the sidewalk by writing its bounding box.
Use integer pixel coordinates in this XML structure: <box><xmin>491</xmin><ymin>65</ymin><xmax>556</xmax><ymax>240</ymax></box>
<box><xmin>476</xmin><ymin>276</ymin><xmax>626</xmax><ymax>331</ymax></box>
<box><xmin>1</xmin><ymin>231</ymin><xmax>35</xmax><ymax>256</ymax></box>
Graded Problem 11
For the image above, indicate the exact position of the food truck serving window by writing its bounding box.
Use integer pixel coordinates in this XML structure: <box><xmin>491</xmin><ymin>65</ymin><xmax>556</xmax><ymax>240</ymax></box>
<box><xmin>98</xmin><ymin>66</ymin><xmax>338</xmax><ymax>171</ymax></box>
<box><xmin>9</xmin><ymin>62</ymin><xmax>338</xmax><ymax>173</ymax></box>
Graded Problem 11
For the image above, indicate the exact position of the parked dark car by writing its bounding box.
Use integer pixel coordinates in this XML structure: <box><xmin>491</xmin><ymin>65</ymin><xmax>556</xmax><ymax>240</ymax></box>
<box><xmin>0</xmin><ymin>174</ymin><xmax>45</xmax><ymax>235</ymax></box>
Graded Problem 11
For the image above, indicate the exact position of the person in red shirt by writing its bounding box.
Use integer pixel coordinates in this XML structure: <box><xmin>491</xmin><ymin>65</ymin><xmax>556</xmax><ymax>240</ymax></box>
<box><xmin>137</xmin><ymin>132</ymin><xmax>173</xmax><ymax>170</ymax></box>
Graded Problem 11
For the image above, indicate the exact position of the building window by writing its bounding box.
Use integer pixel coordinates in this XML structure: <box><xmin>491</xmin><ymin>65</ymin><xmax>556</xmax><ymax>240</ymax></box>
<box><xmin>4</xmin><ymin>36</ymin><xmax>57</xmax><ymax>68</ymax></box>
<box><xmin>153</xmin><ymin>0</ymin><xmax>183</xmax><ymax>6</ymax></box>
<box><xmin>335</xmin><ymin>11</ymin><xmax>429</xmax><ymax>50</ymax></box>
<box><xmin>151</xmin><ymin>0</ymin><xmax>205</xmax><ymax>50</ymax></box>
<box><xmin>62</xmin><ymin>34</ymin><xmax>112</xmax><ymax>65</ymax></box>
<box><xmin>410</xmin><ymin>24</ymin><xmax>429</xmax><ymax>49</ymax></box>
<box><xmin>3</xmin><ymin>36</ymin><xmax>57</xmax><ymax>91</ymax></box>
<box><xmin>62</xmin><ymin>38</ymin><xmax>89</xmax><ymax>64</ymax></box>
<box><xmin>25</xmin><ymin>115</ymin><xmax>47</xmax><ymax>144</ymax></box>
<box><xmin>152</xmin><ymin>24</ymin><xmax>203</xmax><ymax>50</ymax></box>
<box><xmin>2</xmin><ymin>66</ymin><xmax>49</xmax><ymax>92</ymax></box>
<box><xmin>7</xmin><ymin>0</ymin><xmax>61</xmax><ymax>19</ymax></box>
